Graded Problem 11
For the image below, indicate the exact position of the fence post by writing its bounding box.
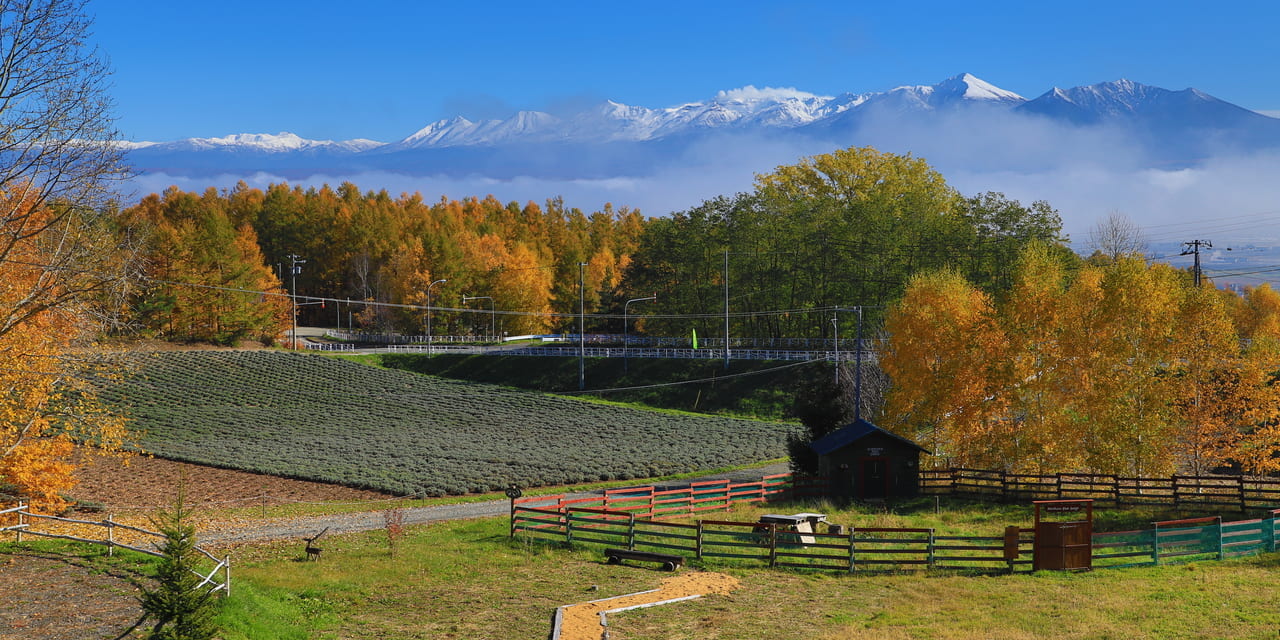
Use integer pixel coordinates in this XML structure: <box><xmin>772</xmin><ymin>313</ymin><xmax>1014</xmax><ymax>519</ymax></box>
<box><xmin>1237</xmin><ymin>477</ymin><xmax>1247</xmax><ymax>513</ymax></box>
<box><xmin>768</xmin><ymin>523</ymin><xmax>777</xmax><ymax>568</ymax></box>
<box><xmin>107</xmin><ymin>514</ymin><xmax>115</xmax><ymax>557</ymax></box>
<box><xmin>628</xmin><ymin>513</ymin><xmax>636</xmax><ymax>551</ymax></box>
<box><xmin>1056</xmin><ymin>473</ymin><xmax>1064</xmax><ymax>500</ymax></box>
<box><xmin>927</xmin><ymin>528</ymin><xmax>936</xmax><ymax>568</ymax></box>
<box><xmin>224</xmin><ymin>556</ymin><xmax>231</xmax><ymax>598</ymax></box>
<box><xmin>565</xmin><ymin>508</ymin><xmax>574</xmax><ymax>547</ymax></box>
<box><xmin>695</xmin><ymin>521</ymin><xmax>704</xmax><ymax>560</ymax></box>
<box><xmin>1267</xmin><ymin>512</ymin><xmax>1279</xmax><ymax>554</ymax></box>
<box><xmin>848</xmin><ymin>526</ymin><xmax>856</xmax><ymax>573</ymax></box>
<box><xmin>1172</xmin><ymin>474</ymin><xmax>1180</xmax><ymax>509</ymax></box>
<box><xmin>1000</xmin><ymin>471</ymin><xmax>1008</xmax><ymax>503</ymax></box>
<box><xmin>1215</xmin><ymin>516</ymin><xmax>1224</xmax><ymax>561</ymax></box>
<box><xmin>15</xmin><ymin>501</ymin><xmax>23</xmax><ymax>544</ymax></box>
<box><xmin>1152</xmin><ymin>523</ymin><xmax>1161</xmax><ymax>566</ymax></box>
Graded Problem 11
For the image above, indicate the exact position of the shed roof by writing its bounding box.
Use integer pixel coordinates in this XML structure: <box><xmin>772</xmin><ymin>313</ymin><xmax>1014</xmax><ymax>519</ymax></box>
<box><xmin>809</xmin><ymin>418</ymin><xmax>930</xmax><ymax>457</ymax></box>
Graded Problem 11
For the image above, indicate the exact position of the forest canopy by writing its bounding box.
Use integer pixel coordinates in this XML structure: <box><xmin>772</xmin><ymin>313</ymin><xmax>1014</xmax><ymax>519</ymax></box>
<box><xmin>117</xmin><ymin>146</ymin><xmax>1069</xmax><ymax>347</ymax></box>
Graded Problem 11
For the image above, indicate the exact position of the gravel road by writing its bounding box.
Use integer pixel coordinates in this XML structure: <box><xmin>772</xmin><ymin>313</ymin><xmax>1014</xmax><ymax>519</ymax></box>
<box><xmin>203</xmin><ymin>462</ymin><xmax>790</xmax><ymax>545</ymax></box>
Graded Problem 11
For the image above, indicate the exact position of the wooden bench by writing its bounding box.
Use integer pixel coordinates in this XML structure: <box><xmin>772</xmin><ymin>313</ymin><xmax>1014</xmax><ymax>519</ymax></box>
<box><xmin>604</xmin><ymin>548</ymin><xmax>684</xmax><ymax>571</ymax></box>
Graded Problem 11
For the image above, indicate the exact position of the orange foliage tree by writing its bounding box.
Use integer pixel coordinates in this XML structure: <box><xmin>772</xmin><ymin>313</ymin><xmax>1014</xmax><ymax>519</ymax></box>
<box><xmin>882</xmin><ymin>246</ymin><xmax>1280</xmax><ymax>477</ymax></box>
<box><xmin>0</xmin><ymin>198</ymin><xmax>129</xmax><ymax>512</ymax></box>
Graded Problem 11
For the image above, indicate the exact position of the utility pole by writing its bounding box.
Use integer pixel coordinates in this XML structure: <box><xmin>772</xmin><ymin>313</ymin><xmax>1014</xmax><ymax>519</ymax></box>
<box><xmin>579</xmin><ymin>262</ymin><xmax>588</xmax><ymax>391</ymax></box>
<box><xmin>724</xmin><ymin>249</ymin><xmax>730</xmax><ymax>369</ymax></box>
<box><xmin>287</xmin><ymin>254</ymin><xmax>305</xmax><ymax>350</ymax></box>
<box><xmin>1182</xmin><ymin>239</ymin><xmax>1212</xmax><ymax>287</ymax></box>
<box><xmin>854</xmin><ymin>306</ymin><xmax>863</xmax><ymax>423</ymax></box>
<box><xmin>831</xmin><ymin>313</ymin><xmax>839</xmax><ymax>386</ymax></box>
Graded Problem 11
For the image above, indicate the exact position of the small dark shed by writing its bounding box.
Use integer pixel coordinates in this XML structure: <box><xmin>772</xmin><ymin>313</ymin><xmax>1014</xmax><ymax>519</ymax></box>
<box><xmin>810</xmin><ymin>419</ymin><xmax>928</xmax><ymax>501</ymax></box>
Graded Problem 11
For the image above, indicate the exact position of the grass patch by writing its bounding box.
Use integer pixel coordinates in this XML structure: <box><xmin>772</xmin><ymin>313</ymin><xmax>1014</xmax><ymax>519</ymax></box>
<box><xmin>218</xmin><ymin>503</ymin><xmax>1280</xmax><ymax>639</ymax></box>
<box><xmin>362</xmin><ymin>352</ymin><xmax>820</xmax><ymax>421</ymax></box>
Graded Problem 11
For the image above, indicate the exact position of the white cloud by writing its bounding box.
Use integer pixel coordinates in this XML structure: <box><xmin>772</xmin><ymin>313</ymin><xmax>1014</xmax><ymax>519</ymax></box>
<box><xmin>125</xmin><ymin>111</ymin><xmax>1280</xmax><ymax>251</ymax></box>
<box><xmin>715</xmin><ymin>85</ymin><xmax>829</xmax><ymax>102</ymax></box>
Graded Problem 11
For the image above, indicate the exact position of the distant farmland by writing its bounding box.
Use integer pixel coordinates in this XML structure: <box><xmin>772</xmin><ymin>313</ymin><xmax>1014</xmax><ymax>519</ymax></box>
<box><xmin>94</xmin><ymin>351</ymin><xmax>800</xmax><ymax>495</ymax></box>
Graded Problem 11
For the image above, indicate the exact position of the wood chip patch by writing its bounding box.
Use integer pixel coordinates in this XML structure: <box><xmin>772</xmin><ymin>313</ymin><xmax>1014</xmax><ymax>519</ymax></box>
<box><xmin>553</xmin><ymin>572</ymin><xmax>739</xmax><ymax>640</ymax></box>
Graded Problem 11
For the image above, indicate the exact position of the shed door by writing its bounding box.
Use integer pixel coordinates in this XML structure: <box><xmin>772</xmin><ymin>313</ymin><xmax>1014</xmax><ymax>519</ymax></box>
<box><xmin>858</xmin><ymin>457</ymin><xmax>888</xmax><ymax>499</ymax></box>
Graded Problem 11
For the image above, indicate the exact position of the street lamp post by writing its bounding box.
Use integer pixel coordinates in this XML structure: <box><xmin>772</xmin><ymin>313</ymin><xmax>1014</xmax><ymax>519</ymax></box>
<box><xmin>578</xmin><ymin>262</ymin><xmax>588</xmax><ymax>391</ymax></box>
<box><xmin>832</xmin><ymin>313</ymin><xmax>840</xmax><ymax>385</ymax></box>
<box><xmin>288</xmin><ymin>254</ymin><xmax>305</xmax><ymax>350</ymax></box>
<box><xmin>426</xmin><ymin>278</ymin><xmax>447</xmax><ymax>354</ymax></box>
<box><xmin>623</xmin><ymin>294</ymin><xmax>656</xmax><ymax>374</ymax></box>
<box><xmin>724</xmin><ymin>250</ymin><xmax>729</xmax><ymax>368</ymax></box>
<box><xmin>462</xmin><ymin>295</ymin><xmax>495</xmax><ymax>343</ymax></box>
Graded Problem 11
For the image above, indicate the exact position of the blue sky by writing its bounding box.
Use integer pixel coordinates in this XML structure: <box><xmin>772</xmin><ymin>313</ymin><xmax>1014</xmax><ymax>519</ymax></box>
<box><xmin>93</xmin><ymin>0</ymin><xmax>1280</xmax><ymax>143</ymax></box>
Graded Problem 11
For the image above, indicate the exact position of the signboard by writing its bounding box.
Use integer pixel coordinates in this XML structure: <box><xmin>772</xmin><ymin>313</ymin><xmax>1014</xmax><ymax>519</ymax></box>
<box><xmin>1044</xmin><ymin>504</ymin><xmax>1084</xmax><ymax>513</ymax></box>
<box><xmin>867</xmin><ymin>447</ymin><xmax>883</xmax><ymax>456</ymax></box>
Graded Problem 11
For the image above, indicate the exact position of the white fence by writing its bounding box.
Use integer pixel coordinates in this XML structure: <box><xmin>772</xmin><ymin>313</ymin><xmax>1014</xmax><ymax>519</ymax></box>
<box><xmin>0</xmin><ymin>502</ymin><xmax>230</xmax><ymax>596</ymax></box>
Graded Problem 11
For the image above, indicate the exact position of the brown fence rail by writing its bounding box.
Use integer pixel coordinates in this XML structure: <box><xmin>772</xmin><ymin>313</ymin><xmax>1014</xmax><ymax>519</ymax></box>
<box><xmin>921</xmin><ymin>468</ymin><xmax>1280</xmax><ymax>512</ymax></box>
<box><xmin>514</xmin><ymin>505</ymin><xmax>1036</xmax><ymax>574</ymax></box>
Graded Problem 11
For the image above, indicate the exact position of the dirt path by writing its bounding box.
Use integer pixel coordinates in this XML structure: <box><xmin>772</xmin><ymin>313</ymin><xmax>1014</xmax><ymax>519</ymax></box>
<box><xmin>199</xmin><ymin>462</ymin><xmax>790</xmax><ymax>546</ymax></box>
<box><xmin>65</xmin><ymin>449</ymin><xmax>788</xmax><ymax>545</ymax></box>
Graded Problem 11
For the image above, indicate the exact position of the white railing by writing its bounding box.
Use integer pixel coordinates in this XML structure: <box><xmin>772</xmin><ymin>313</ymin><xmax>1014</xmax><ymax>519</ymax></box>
<box><xmin>0</xmin><ymin>502</ymin><xmax>230</xmax><ymax>596</ymax></box>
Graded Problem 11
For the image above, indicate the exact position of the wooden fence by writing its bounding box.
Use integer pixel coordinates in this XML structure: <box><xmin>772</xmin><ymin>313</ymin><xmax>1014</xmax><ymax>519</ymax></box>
<box><xmin>512</xmin><ymin>473</ymin><xmax>1035</xmax><ymax>574</ymax></box>
<box><xmin>511</xmin><ymin>473</ymin><xmax>801</xmax><ymax>524</ymax></box>
<box><xmin>513</xmin><ymin>505</ymin><xmax>1035</xmax><ymax>574</ymax></box>
<box><xmin>921</xmin><ymin>468</ymin><xmax>1280</xmax><ymax>512</ymax></box>
<box><xmin>0</xmin><ymin>502</ymin><xmax>230</xmax><ymax>596</ymax></box>
<box><xmin>513</xmin><ymin>473</ymin><xmax>1280</xmax><ymax>575</ymax></box>
<box><xmin>1092</xmin><ymin>510</ymin><xmax>1280</xmax><ymax>569</ymax></box>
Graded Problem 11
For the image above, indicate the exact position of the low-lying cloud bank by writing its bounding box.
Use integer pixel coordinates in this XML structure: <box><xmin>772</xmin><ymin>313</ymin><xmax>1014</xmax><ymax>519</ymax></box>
<box><xmin>126</xmin><ymin>110</ymin><xmax>1280</xmax><ymax>245</ymax></box>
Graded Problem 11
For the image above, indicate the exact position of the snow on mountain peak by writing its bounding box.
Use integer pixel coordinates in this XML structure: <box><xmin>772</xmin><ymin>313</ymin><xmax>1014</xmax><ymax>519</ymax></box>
<box><xmin>944</xmin><ymin>73</ymin><xmax>1025</xmax><ymax>102</ymax></box>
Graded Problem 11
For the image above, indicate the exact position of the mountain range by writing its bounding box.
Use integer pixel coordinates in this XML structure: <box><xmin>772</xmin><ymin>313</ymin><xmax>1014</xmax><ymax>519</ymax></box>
<box><xmin>125</xmin><ymin>73</ymin><xmax>1280</xmax><ymax>181</ymax></box>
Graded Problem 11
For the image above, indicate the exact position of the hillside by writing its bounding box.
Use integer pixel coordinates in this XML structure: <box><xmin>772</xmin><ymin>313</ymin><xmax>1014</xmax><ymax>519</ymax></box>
<box><xmin>366</xmin><ymin>353</ymin><xmax>822</xmax><ymax>421</ymax></box>
<box><xmin>93</xmin><ymin>351</ymin><xmax>800</xmax><ymax>495</ymax></box>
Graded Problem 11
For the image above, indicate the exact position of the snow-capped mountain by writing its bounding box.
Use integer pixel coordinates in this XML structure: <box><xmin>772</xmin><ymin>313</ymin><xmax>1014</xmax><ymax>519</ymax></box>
<box><xmin>125</xmin><ymin>73</ymin><xmax>1280</xmax><ymax>180</ymax></box>
<box><xmin>1017</xmin><ymin>79</ymin><xmax>1269</xmax><ymax>127</ymax></box>
<box><xmin>129</xmin><ymin>132</ymin><xmax>383</xmax><ymax>154</ymax></box>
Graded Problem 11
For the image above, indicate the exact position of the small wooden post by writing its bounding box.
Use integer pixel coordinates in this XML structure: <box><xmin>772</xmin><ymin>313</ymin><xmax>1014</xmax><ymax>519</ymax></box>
<box><xmin>848</xmin><ymin>526</ymin><xmax>856</xmax><ymax>573</ymax></box>
<box><xmin>15</xmin><ymin>501</ymin><xmax>23</xmax><ymax>544</ymax></box>
<box><xmin>627</xmin><ymin>513</ymin><xmax>636</xmax><ymax>551</ymax></box>
<box><xmin>565</xmin><ymin>508</ymin><xmax>574</xmax><ymax>547</ymax></box>
<box><xmin>1267</xmin><ymin>511</ymin><xmax>1279</xmax><ymax>554</ymax></box>
<box><xmin>1215</xmin><ymin>516</ymin><xmax>1224</xmax><ymax>561</ymax></box>
<box><xmin>1003</xmin><ymin>525</ymin><xmax>1021</xmax><ymax>573</ymax></box>
<box><xmin>224</xmin><ymin>556</ymin><xmax>232</xmax><ymax>597</ymax></box>
<box><xmin>260</xmin><ymin>491</ymin><xmax>267</xmax><ymax>519</ymax></box>
<box><xmin>927</xmin><ymin>528</ymin><xmax>936</xmax><ymax>568</ymax></box>
<box><xmin>695</xmin><ymin>521</ymin><xmax>704</xmax><ymax>560</ymax></box>
<box><xmin>1238</xmin><ymin>477</ymin><xmax>1247</xmax><ymax>513</ymax></box>
<box><xmin>768</xmin><ymin>523</ymin><xmax>777</xmax><ymax>568</ymax></box>
<box><xmin>1152</xmin><ymin>522</ymin><xmax>1161</xmax><ymax>566</ymax></box>
<box><xmin>107</xmin><ymin>514</ymin><xmax>115</xmax><ymax>557</ymax></box>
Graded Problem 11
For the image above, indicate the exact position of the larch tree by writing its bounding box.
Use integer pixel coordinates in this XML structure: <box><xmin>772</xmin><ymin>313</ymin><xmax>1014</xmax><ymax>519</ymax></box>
<box><xmin>0</xmin><ymin>0</ymin><xmax>135</xmax><ymax>512</ymax></box>
<box><xmin>880</xmin><ymin>268</ymin><xmax>1004</xmax><ymax>466</ymax></box>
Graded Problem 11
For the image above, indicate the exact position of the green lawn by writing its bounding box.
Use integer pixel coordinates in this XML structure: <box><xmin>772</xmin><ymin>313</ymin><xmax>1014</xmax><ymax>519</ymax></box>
<box><xmin>215</xmin><ymin>500</ymin><xmax>1280</xmax><ymax>640</ymax></box>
